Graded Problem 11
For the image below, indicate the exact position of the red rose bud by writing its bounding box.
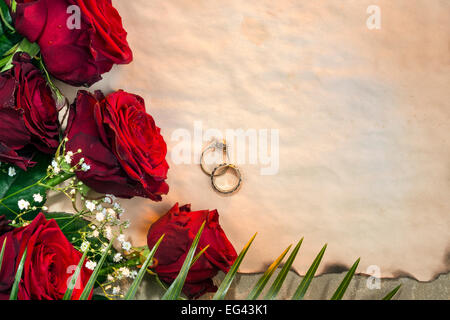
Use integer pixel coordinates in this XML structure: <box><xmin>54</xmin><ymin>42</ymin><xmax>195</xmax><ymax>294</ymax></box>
<box><xmin>6</xmin><ymin>0</ymin><xmax>133</xmax><ymax>87</ymax></box>
<box><xmin>0</xmin><ymin>53</ymin><xmax>60</xmax><ymax>170</ymax></box>
<box><xmin>0</xmin><ymin>213</ymin><xmax>93</xmax><ymax>300</ymax></box>
<box><xmin>65</xmin><ymin>90</ymin><xmax>169</xmax><ymax>200</ymax></box>
<box><xmin>147</xmin><ymin>203</ymin><xmax>238</xmax><ymax>299</ymax></box>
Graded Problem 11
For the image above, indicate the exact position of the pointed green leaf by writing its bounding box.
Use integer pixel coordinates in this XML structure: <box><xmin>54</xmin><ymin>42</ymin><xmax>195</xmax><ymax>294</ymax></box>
<box><xmin>0</xmin><ymin>237</ymin><xmax>7</xmax><ymax>273</ymax></box>
<box><xmin>247</xmin><ymin>244</ymin><xmax>292</xmax><ymax>300</ymax></box>
<box><xmin>63</xmin><ymin>245</ymin><xmax>89</xmax><ymax>300</ymax></box>
<box><xmin>292</xmin><ymin>244</ymin><xmax>327</xmax><ymax>300</ymax></box>
<box><xmin>9</xmin><ymin>247</ymin><xmax>26</xmax><ymax>300</ymax></box>
<box><xmin>191</xmin><ymin>245</ymin><xmax>209</xmax><ymax>267</ymax></box>
<box><xmin>213</xmin><ymin>233</ymin><xmax>257</xmax><ymax>300</ymax></box>
<box><xmin>79</xmin><ymin>237</ymin><xmax>116</xmax><ymax>300</ymax></box>
<box><xmin>161</xmin><ymin>221</ymin><xmax>206</xmax><ymax>300</ymax></box>
<box><xmin>383</xmin><ymin>285</ymin><xmax>401</xmax><ymax>300</ymax></box>
<box><xmin>330</xmin><ymin>258</ymin><xmax>360</xmax><ymax>300</ymax></box>
<box><xmin>124</xmin><ymin>234</ymin><xmax>165</xmax><ymax>300</ymax></box>
<box><xmin>265</xmin><ymin>238</ymin><xmax>303</xmax><ymax>300</ymax></box>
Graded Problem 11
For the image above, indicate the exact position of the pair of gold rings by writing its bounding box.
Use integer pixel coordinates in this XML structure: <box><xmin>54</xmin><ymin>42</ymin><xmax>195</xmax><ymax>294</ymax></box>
<box><xmin>200</xmin><ymin>140</ymin><xmax>242</xmax><ymax>195</ymax></box>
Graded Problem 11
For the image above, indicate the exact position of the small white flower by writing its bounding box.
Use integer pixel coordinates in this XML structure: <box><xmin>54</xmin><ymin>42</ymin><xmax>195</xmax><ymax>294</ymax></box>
<box><xmin>51</xmin><ymin>160</ymin><xmax>61</xmax><ymax>174</ymax></box>
<box><xmin>18</xmin><ymin>199</ymin><xmax>30</xmax><ymax>211</ymax></box>
<box><xmin>66</xmin><ymin>151</ymin><xmax>74</xmax><ymax>157</ymax></box>
<box><xmin>33</xmin><ymin>193</ymin><xmax>43</xmax><ymax>203</ymax></box>
<box><xmin>104</xmin><ymin>227</ymin><xmax>113</xmax><ymax>240</ymax></box>
<box><xmin>119</xmin><ymin>267</ymin><xmax>130</xmax><ymax>278</ymax></box>
<box><xmin>122</xmin><ymin>241</ymin><xmax>132</xmax><ymax>251</ymax></box>
<box><xmin>130</xmin><ymin>270</ymin><xmax>138</xmax><ymax>279</ymax></box>
<box><xmin>92</xmin><ymin>230</ymin><xmax>99</xmax><ymax>237</ymax></box>
<box><xmin>117</xmin><ymin>234</ymin><xmax>126</xmax><ymax>243</ymax></box>
<box><xmin>81</xmin><ymin>163</ymin><xmax>91</xmax><ymax>172</ymax></box>
<box><xmin>113</xmin><ymin>253</ymin><xmax>122</xmax><ymax>263</ymax></box>
<box><xmin>107</xmin><ymin>274</ymin><xmax>114</xmax><ymax>282</ymax></box>
<box><xmin>8</xmin><ymin>167</ymin><xmax>16</xmax><ymax>177</ymax></box>
<box><xmin>105</xmin><ymin>209</ymin><xmax>116</xmax><ymax>222</ymax></box>
<box><xmin>85</xmin><ymin>201</ymin><xmax>96</xmax><ymax>212</ymax></box>
<box><xmin>100</xmin><ymin>244</ymin><xmax>108</xmax><ymax>253</ymax></box>
<box><xmin>95</xmin><ymin>211</ymin><xmax>105</xmax><ymax>222</ymax></box>
<box><xmin>80</xmin><ymin>241</ymin><xmax>90</xmax><ymax>252</ymax></box>
<box><xmin>64</xmin><ymin>154</ymin><xmax>72</xmax><ymax>164</ymax></box>
<box><xmin>112</xmin><ymin>286</ymin><xmax>120</xmax><ymax>295</ymax></box>
<box><xmin>85</xmin><ymin>260</ymin><xmax>97</xmax><ymax>271</ymax></box>
<box><xmin>70</xmin><ymin>189</ymin><xmax>76</xmax><ymax>195</ymax></box>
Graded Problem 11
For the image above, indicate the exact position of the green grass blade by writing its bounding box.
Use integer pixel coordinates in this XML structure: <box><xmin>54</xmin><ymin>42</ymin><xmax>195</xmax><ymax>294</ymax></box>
<box><xmin>265</xmin><ymin>238</ymin><xmax>303</xmax><ymax>300</ymax></box>
<box><xmin>213</xmin><ymin>233</ymin><xmax>257</xmax><ymax>300</ymax></box>
<box><xmin>247</xmin><ymin>244</ymin><xmax>292</xmax><ymax>300</ymax></box>
<box><xmin>63</xmin><ymin>245</ymin><xmax>89</xmax><ymax>300</ymax></box>
<box><xmin>124</xmin><ymin>234</ymin><xmax>165</xmax><ymax>300</ymax></box>
<box><xmin>191</xmin><ymin>245</ymin><xmax>209</xmax><ymax>267</ymax></box>
<box><xmin>79</xmin><ymin>237</ymin><xmax>115</xmax><ymax>300</ymax></box>
<box><xmin>292</xmin><ymin>244</ymin><xmax>327</xmax><ymax>300</ymax></box>
<box><xmin>383</xmin><ymin>285</ymin><xmax>401</xmax><ymax>300</ymax></box>
<box><xmin>161</xmin><ymin>221</ymin><xmax>206</xmax><ymax>300</ymax></box>
<box><xmin>330</xmin><ymin>258</ymin><xmax>360</xmax><ymax>300</ymax></box>
<box><xmin>0</xmin><ymin>237</ymin><xmax>6</xmax><ymax>272</ymax></box>
<box><xmin>9</xmin><ymin>248</ymin><xmax>27</xmax><ymax>300</ymax></box>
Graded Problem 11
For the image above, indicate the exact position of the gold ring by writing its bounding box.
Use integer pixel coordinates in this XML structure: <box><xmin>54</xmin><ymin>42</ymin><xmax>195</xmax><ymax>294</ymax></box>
<box><xmin>211</xmin><ymin>163</ymin><xmax>242</xmax><ymax>195</ymax></box>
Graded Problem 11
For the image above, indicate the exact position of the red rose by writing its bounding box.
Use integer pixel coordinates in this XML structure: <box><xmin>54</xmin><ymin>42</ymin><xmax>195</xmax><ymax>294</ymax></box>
<box><xmin>65</xmin><ymin>90</ymin><xmax>169</xmax><ymax>200</ymax></box>
<box><xmin>7</xmin><ymin>0</ymin><xmax>132</xmax><ymax>86</ymax></box>
<box><xmin>0</xmin><ymin>216</ymin><xmax>13</xmax><ymax>236</ymax></box>
<box><xmin>0</xmin><ymin>52</ymin><xmax>60</xmax><ymax>170</ymax></box>
<box><xmin>0</xmin><ymin>213</ymin><xmax>93</xmax><ymax>300</ymax></box>
<box><xmin>147</xmin><ymin>203</ymin><xmax>238</xmax><ymax>299</ymax></box>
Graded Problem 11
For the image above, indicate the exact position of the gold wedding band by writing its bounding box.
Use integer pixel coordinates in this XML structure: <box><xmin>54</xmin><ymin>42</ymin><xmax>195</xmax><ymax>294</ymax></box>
<box><xmin>211</xmin><ymin>163</ymin><xmax>242</xmax><ymax>195</ymax></box>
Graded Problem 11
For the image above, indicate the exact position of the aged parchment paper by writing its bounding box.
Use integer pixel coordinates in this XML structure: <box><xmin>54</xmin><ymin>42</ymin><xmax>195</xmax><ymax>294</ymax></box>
<box><xmin>54</xmin><ymin>0</ymin><xmax>450</xmax><ymax>281</ymax></box>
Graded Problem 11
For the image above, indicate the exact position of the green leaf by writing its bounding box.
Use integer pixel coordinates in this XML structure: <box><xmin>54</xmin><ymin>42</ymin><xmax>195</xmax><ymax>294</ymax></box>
<box><xmin>162</xmin><ymin>221</ymin><xmax>206</xmax><ymax>300</ymax></box>
<box><xmin>0</xmin><ymin>153</ymin><xmax>52</xmax><ymax>222</ymax></box>
<box><xmin>213</xmin><ymin>233</ymin><xmax>257</xmax><ymax>300</ymax></box>
<box><xmin>292</xmin><ymin>244</ymin><xmax>327</xmax><ymax>300</ymax></box>
<box><xmin>265</xmin><ymin>238</ymin><xmax>303</xmax><ymax>300</ymax></box>
<box><xmin>1</xmin><ymin>37</ymin><xmax>40</xmax><ymax>71</ymax></box>
<box><xmin>63</xmin><ymin>244</ymin><xmax>89</xmax><ymax>300</ymax></box>
<box><xmin>9</xmin><ymin>247</ymin><xmax>26</xmax><ymax>300</ymax></box>
<box><xmin>45</xmin><ymin>212</ymin><xmax>90</xmax><ymax>240</ymax></box>
<box><xmin>0</xmin><ymin>0</ymin><xmax>14</xmax><ymax>33</ymax></box>
<box><xmin>79</xmin><ymin>237</ymin><xmax>116</xmax><ymax>300</ymax></box>
<box><xmin>330</xmin><ymin>258</ymin><xmax>360</xmax><ymax>300</ymax></box>
<box><xmin>383</xmin><ymin>285</ymin><xmax>401</xmax><ymax>300</ymax></box>
<box><xmin>0</xmin><ymin>237</ymin><xmax>6</xmax><ymax>272</ymax></box>
<box><xmin>0</xmin><ymin>0</ymin><xmax>22</xmax><ymax>58</ymax></box>
<box><xmin>124</xmin><ymin>234</ymin><xmax>165</xmax><ymax>300</ymax></box>
<box><xmin>247</xmin><ymin>244</ymin><xmax>291</xmax><ymax>300</ymax></box>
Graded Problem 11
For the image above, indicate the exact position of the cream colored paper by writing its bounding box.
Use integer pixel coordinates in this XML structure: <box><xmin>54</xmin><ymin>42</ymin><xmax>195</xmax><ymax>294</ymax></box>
<box><xmin>53</xmin><ymin>0</ymin><xmax>450</xmax><ymax>281</ymax></box>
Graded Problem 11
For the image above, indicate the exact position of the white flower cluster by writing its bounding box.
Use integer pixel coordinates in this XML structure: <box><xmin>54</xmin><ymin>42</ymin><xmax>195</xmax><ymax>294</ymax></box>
<box><xmin>16</xmin><ymin>193</ymin><xmax>45</xmax><ymax>213</ymax></box>
<box><xmin>47</xmin><ymin>139</ymin><xmax>89</xmax><ymax>177</ymax></box>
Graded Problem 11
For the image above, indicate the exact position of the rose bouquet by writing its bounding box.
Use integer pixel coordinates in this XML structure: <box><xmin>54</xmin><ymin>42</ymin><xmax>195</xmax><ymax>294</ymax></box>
<box><xmin>0</xmin><ymin>0</ymin><xmax>400</xmax><ymax>301</ymax></box>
